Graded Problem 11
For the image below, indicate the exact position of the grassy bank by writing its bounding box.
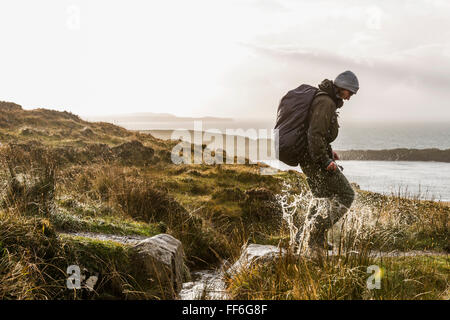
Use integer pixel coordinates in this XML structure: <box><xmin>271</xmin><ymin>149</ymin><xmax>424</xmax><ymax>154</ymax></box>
<box><xmin>226</xmin><ymin>252</ymin><xmax>449</xmax><ymax>300</ymax></box>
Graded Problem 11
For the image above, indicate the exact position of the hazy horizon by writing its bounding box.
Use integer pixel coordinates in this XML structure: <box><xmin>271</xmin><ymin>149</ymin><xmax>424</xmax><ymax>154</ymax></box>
<box><xmin>3</xmin><ymin>1</ymin><xmax>450</xmax><ymax>122</ymax></box>
<box><xmin>81</xmin><ymin>112</ymin><xmax>450</xmax><ymax>150</ymax></box>
<box><xmin>82</xmin><ymin>111</ymin><xmax>450</xmax><ymax>125</ymax></box>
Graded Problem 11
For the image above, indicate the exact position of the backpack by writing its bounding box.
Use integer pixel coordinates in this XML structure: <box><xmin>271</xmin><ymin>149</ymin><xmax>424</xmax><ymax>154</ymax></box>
<box><xmin>274</xmin><ymin>84</ymin><xmax>318</xmax><ymax>166</ymax></box>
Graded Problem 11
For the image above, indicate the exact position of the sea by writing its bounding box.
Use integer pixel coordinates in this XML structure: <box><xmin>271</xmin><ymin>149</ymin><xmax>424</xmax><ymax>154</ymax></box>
<box><xmin>267</xmin><ymin>160</ymin><xmax>450</xmax><ymax>202</ymax></box>
<box><xmin>108</xmin><ymin>119</ymin><xmax>450</xmax><ymax>202</ymax></box>
<box><xmin>273</xmin><ymin>122</ymin><xmax>450</xmax><ymax>201</ymax></box>
<box><xmin>312</xmin><ymin>123</ymin><xmax>450</xmax><ymax>202</ymax></box>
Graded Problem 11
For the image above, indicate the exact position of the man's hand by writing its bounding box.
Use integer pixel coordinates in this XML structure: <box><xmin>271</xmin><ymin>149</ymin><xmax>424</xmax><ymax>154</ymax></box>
<box><xmin>332</xmin><ymin>151</ymin><xmax>340</xmax><ymax>161</ymax></box>
<box><xmin>326</xmin><ymin>161</ymin><xmax>338</xmax><ymax>172</ymax></box>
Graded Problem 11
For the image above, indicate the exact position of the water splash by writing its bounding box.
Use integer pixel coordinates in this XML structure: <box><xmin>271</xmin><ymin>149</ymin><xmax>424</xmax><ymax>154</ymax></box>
<box><xmin>296</xmin><ymin>198</ymin><xmax>334</xmax><ymax>255</ymax></box>
<box><xmin>275</xmin><ymin>181</ymin><xmax>384</xmax><ymax>255</ymax></box>
<box><xmin>275</xmin><ymin>181</ymin><xmax>310</xmax><ymax>247</ymax></box>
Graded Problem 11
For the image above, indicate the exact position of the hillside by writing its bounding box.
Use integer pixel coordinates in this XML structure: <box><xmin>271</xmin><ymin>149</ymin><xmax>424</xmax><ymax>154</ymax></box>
<box><xmin>143</xmin><ymin>130</ymin><xmax>450</xmax><ymax>163</ymax></box>
<box><xmin>0</xmin><ymin>101</ymin><xmax>448</xmax><ymax>300</ymax></box>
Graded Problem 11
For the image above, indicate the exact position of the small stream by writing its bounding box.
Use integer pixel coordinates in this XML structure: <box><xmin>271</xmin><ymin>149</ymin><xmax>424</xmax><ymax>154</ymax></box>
<box><xmin>59</xmin><ymin>224</ymin><xmax>448</xmax><ymax>301</ymax></box>
<box><xmin>178</xmin><ymin>269</ymin><xmax>229</xmax><ymax>300</ymax></box>
<box><xmin>59</xmin><ymin>231</ymin><xmax>148</xmax><ymax>244</ymax></box>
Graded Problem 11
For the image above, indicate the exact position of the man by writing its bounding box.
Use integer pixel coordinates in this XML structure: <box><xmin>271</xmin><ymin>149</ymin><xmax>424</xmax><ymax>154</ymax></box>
<box><xmin>295</xmin><ymin>70</ymin><xmax>359</xmax><ymax>255</ymax></box>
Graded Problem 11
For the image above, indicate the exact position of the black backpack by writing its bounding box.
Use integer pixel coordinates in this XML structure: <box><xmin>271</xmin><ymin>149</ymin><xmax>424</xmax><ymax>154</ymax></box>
<box><xmin>274</xmin><ymin>84</ymin><xmax>318</xmax><ymax>166</ymax></box>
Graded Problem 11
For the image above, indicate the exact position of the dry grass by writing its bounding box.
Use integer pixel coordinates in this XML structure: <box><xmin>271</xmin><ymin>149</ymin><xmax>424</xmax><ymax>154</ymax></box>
<box><xmin>224</xmin><ymin>180</ymin><xmax>449</xmax><ymax>300</ymax></box>
<box><xmin>226</xmin><ymin>249</ymin><xmax>449</xmax><ymax>300</ymax></box>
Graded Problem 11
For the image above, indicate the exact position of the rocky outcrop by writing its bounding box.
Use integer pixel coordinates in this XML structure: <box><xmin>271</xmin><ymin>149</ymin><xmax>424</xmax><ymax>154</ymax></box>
<box><xmin>61</xmin><ymin>232</ymin><xmax>190</xmax><ymax>299</ymax></box>
<box><xmin>131</xmin><ymin>233</ymin><xmax>189</xmax><ymax>299</ymax></box>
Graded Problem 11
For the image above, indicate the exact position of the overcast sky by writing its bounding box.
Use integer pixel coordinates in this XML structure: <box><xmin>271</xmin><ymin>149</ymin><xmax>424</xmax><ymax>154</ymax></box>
<box><xmin>1</xmin><ymin>0</ymin><xmax>449</xmax><ymax>123</ymax></box>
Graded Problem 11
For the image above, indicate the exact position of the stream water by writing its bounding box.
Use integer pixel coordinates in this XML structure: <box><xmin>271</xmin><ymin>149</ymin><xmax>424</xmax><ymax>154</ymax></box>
<box><xmin>178</xmin><ymin>270</ymin><xmax>229</xmax><ymax>300</ymax></box>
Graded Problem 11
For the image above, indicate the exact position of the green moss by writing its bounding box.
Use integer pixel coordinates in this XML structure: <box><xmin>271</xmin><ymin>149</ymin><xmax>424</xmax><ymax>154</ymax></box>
<box><xmin>50</xmin><ymin>209</ymin><xmax>161</xmax><ymax>237</ymax></box>
<box><xmin>60</xmin><ymin>234</ymin><xmax>162</xmax><ymax>299</ymax></box>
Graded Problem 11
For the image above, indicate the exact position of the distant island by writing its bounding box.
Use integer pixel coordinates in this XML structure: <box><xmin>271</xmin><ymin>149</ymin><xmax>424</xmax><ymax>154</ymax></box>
<box><xmin>143</xmin><ymin>130</ymin><xmax>450</xmax><ymax>163</ymax></box>
<box><xmin>85</xmin><ymin>112</ymin><xmax>234</xmax><ymax>123</ymax></box>
<box><xmin>337</xmin><ymin>148</ymin><xmax>450</xmax><ymax>163</ymax></box>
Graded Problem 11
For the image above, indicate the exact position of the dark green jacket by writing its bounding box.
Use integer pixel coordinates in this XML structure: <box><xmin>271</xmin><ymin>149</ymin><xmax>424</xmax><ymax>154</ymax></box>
<box><xmin>306</xmin><ymin>79</ymin><xmax>343</xmax><ymax>168</ymax></box>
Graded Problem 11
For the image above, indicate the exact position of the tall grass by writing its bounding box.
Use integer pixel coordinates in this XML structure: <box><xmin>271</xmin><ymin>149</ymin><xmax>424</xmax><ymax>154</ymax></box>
<box><xmin>0</xmin><ymin>208</ymin><xmax>67</xmax><ymax>299</ymax></box>
<box><xmin>0</xmin><ymin>126</ymin><xmax>447</xmax><ymax>300</ymax></box>
<box><xmin>224</xmin><ymin>181</ymin><xmax>449</xmax><ymax>300</ymax></box>
<box><xmin>0</xmin><ymin>144</ymin><xmax>57</xmax><ymax>217</ymax></box>
<box><xmin>226</xmin><ymin>248</ymin><xmax>449</xmax><ymax>300</ymax></box>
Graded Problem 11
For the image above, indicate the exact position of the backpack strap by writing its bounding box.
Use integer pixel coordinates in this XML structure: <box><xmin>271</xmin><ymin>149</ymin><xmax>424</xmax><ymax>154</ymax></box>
<box><xmin>313</xmin><ymin>90</ymin><xmax>343</xmax><ymax>109</ymax></box>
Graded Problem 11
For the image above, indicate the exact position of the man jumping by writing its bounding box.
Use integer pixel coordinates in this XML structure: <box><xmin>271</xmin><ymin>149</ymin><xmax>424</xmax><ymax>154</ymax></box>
<box><xmin>295</xmin><ymin>71</ymin><xmax>359</xmax><ymax>256</ymax></box>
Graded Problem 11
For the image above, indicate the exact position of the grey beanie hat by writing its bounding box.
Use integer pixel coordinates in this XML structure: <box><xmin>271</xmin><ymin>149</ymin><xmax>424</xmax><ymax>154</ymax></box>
<box><xmin>334</xmin><ymin>70</ymin><xmax>359</xmax><ymax>94</ymax></box>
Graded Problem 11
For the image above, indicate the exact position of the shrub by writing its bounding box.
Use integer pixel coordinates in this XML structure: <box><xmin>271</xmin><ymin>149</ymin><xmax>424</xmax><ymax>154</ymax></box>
<box><xmin>241</xmin><ymin>187</ymin><xmax>283</xmax><ymax>224</ymax></box>
<box><xmin>0</xmin><ymin>143</ymin><xmax>57</xmax><ymax>217</ymax></box>
<box><xmin>212</xmin><ymin>187</ymin><xmax>246</xmax><ymax>202</ymax></box>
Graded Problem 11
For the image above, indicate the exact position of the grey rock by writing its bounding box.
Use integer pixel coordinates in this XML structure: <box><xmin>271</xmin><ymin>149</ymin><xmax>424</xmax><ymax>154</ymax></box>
<box><xmin>131</xmin><ymin>233</ymin><xmax>189</xmax><ymax>298</ymax></box>
<box><xmin>227</xmin><ymin>243</ymin><xmax>285</xmax><ymax>275</ymax></box>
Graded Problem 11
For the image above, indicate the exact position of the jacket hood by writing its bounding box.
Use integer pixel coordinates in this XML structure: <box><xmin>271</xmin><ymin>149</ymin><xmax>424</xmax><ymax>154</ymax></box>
<box><xmin>318</xmin><ymin>79</ymin><xmax>343</xmax><ymax>108</ymax></box>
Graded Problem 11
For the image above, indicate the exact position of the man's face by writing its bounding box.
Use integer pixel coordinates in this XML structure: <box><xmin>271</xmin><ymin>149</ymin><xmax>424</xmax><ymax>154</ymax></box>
<box><xmin>339</xmin><ymin>89</ymin><xmax>354</xmax><ymax>100</ymax></box>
